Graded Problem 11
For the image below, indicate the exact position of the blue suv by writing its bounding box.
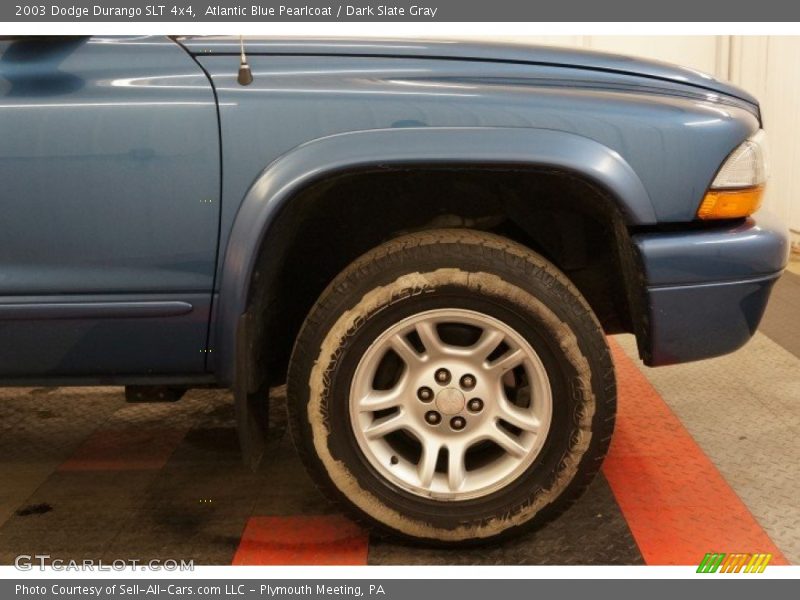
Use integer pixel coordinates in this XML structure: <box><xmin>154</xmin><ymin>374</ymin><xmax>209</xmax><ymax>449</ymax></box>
<box><xmin>0</xmin><ymin>36</ymin><xmax>788</xmax><ymax>544</ymax></box>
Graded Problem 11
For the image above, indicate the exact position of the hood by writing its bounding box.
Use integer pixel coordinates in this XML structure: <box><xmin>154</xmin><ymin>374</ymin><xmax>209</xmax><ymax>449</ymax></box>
<box><xmin>178</xmin><ymin>36</ymin><xmax>759</xmax><ymax>108</ymax></box>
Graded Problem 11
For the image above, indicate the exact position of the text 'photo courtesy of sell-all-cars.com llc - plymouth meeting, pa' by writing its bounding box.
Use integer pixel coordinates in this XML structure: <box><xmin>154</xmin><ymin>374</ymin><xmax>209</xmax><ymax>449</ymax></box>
<box><xmin>0</xmin><ymin>35</ymin><xmax>788</xmax><ymax>545</ymax></box>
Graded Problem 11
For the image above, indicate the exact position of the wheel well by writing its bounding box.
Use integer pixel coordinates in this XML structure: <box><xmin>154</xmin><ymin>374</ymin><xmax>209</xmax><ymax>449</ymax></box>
<box><xmin>244</xmin><ymin>165</ymin><xmax>639</xmax><ymax>389</ymax></box>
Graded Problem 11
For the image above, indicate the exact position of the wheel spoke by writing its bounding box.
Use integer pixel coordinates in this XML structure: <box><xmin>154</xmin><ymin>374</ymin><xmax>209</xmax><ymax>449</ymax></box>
<box><xmin>357</xmin><ymin>387</ymin><xmax>405</xmax><ymax>412</ymax></box>
<box><xmin>447</xmin><ymin>443</ymin><xmax>467</xmax><ymax>492</ymax></box>
<box><xmin>363</xmin><ymin>411</ymin><xmax>408</xmax><ymax>440</ymax></box>
<box><xmin>487</xmin><ymin>347</ymin><xmax>524</xmax><ymax>374</ymax></box>
<box><xmin>490</xmin><ymin>425</ymin><xmax>528</xmax><ymax>458</ymax></box>
<box><xmin>415</xmin><ymin>321</ymin><xmax>443</xmax><ymax>357</ymax></box>
<box><xmin>472</xmin><ymin>329</ymin><xmax>505</xmax><ymax>360</ymax></box>
<box><xmin>389</xmin><ymin>334</ymin><xmax>424</xmax><ymax>366</ymax></box>
<box><xmin>355</xmin><ymin>368</ymin><xmax>410</xmax><ymax>412</ymax></box>
<box><xmin>497</xmin><ymin>398</ymin><xmax>541</xmax><ymax>434</ymax></box>
<box><xmin>417</xmin><ymin>441</ymin><xmax>440</xmax><ymax>488</ymax></box>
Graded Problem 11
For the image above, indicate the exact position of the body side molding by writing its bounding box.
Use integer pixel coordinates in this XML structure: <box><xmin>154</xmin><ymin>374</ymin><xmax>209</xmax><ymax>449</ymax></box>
<box><xmin>0</xmin><ymin>299</ymin><xmax>194</xmax><ymax>320</ymax></box>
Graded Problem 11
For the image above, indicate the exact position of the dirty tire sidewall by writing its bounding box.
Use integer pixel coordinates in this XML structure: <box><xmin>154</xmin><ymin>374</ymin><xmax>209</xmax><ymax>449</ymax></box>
<box><xmin>287</xmin><ymin>230</ymin><xmax>616</xmax><ymax>545</ymax></box>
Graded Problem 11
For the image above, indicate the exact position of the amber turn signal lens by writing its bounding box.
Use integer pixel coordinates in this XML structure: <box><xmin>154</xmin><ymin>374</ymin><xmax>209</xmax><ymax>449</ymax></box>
<box><xmin>697</xmin><ymin>185</ymin><xmax>765</xmax><ymax>220</ymax></box>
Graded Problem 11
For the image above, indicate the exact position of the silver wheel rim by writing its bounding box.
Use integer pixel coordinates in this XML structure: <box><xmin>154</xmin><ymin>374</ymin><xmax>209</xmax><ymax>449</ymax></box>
<box><xmin>349</xmin><ymin>308</ymin><xmax>553</xmax><ymax>501</ymax></box>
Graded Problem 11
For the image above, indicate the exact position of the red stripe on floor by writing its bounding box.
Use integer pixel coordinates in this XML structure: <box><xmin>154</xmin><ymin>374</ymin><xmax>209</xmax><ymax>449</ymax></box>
<box><xmin>232</xmin><ymin>515</ymin><xmax>369</xmax><ymax>565</ymax></box>
<box><xmin>60</xmin><ymin>427</ymin><xmax>187</xmax><ymax>471</ymax></box>
<box><xmin>603</xmin><ymin>338</ymin><xmax>787</xmax><ymax>565</ymax></box>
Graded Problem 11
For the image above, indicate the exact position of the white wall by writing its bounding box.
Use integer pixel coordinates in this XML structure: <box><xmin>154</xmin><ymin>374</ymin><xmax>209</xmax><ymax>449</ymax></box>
<box><xmin>730</xmin><ymin>37</ymin><xmax>800</xmax><ymax>243</ymax></box>
<box><xmin>449</xmin><ymin>35</ymin><xmax>800</xmax><ymax>240</ymax></box>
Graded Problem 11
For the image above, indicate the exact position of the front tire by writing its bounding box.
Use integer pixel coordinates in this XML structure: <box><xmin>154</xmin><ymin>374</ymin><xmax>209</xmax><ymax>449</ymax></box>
<box><xmin>287</xmin><ymin>229</ymin><xmax>615</xmax><ymax>545</ymax></box>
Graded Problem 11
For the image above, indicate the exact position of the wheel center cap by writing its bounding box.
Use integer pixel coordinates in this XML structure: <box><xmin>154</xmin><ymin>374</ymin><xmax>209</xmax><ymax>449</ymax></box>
<box><xmin>435</xmin><ymin>387</ymin><xmax>465</xmax><ymax>415</ymax></box>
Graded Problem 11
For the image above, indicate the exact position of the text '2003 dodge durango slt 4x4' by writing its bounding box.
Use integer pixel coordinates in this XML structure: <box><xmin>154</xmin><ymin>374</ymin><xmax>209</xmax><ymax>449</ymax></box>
<box><xmin>0</xmin><ymin>36</ymin><xmax>789</xmax><ymax>544</ymax></box>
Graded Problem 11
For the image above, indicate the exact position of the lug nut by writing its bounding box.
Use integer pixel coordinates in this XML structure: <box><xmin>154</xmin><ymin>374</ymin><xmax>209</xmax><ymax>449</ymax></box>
<box><xmin>450</xmin><ymin>416</ymin><xmax>466</xmax><ymax>431</ymax></box>
<box><xmin>467</xmin><ymin>398</ymin><xmax>484</xmax><ymax>413</ymax></box>
<box><xmin>425</xmin><ymin>411</ymin><xmax>442</xmax><ymax>425</ymax></box>
<box><xmin>417</xmin><ymin>386</ymin><xmax>433</xmax><ymax>402</ymax></box>
<box><xmin>434</xmin><ymin>368</ymin><xmax>451</xmax><ymax>385</ymax></box>
<box><xmin>460</xmin><ymin>374</ymin><xmax>476</xmax><ymax>390</ymax></box>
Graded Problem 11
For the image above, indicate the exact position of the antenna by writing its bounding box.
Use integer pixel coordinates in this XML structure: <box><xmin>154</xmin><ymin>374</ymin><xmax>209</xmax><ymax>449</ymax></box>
<box><xmin>237</xmin><ymin>35</ymin><xmax>253</xmax><ymax>85</ymax></box>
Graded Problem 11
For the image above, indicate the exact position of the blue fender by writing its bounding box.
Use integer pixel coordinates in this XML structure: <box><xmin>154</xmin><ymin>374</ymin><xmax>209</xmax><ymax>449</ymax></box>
<box><xmin>214</xmin><ymin>126</ymin><xmax>655</xmax><ymax>383</ymax></box>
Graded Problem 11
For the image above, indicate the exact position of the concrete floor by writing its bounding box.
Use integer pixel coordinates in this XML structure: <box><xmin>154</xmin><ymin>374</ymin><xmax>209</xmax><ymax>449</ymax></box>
<box><xmin>0</xmin><ymin>271</ymin><xmax>798</xmax><ymax>565</ymax></box>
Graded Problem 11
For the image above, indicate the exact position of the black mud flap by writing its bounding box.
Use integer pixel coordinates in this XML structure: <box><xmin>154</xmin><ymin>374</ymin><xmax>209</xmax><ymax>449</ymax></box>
<box><xmin>233</xmin><ymin>312</ymin><xmax>270</xmax><ymax>471</ymax></box>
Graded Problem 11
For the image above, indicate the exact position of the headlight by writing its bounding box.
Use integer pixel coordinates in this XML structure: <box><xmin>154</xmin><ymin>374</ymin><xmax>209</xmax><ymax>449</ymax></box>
<box><xmin>697</xmin><ymin>129</ymin><xmax>769</xmax><ymax>220</ymax></box>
